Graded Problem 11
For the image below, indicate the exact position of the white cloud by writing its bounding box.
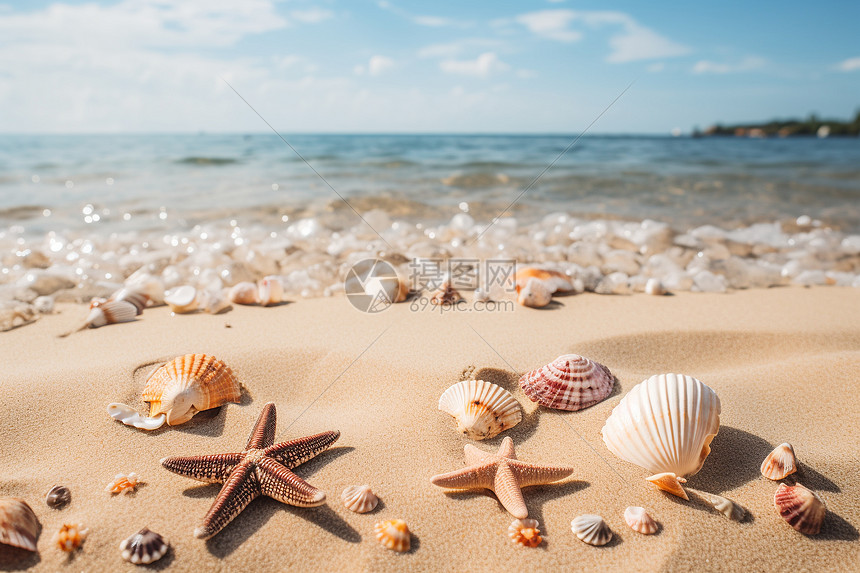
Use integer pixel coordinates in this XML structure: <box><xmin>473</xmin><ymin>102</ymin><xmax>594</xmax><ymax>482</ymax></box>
<box><xmin>417</xmin><ymin>38</ymin><xmax>502</xmax><ymax>59</ymax></box>
<box><xmin>440</xmin><ymin>52</ymin><xmax>509</xmax><ymax>78</ymax></box>
<box><xmin>516</xmin><ymin>10</ymin><xmax>582</xmax><ymax>42</ymax></box>
<box><xmin>516</xmin><ymin>69</ymin><xmax>538</xmax><ymax>79</ymax></box>
<box><xmin>368</xmin><ymin>55</ymin><xmax>395</xmax><ymax>76</ymax></box>
<box><xmin>836</xmin><ymin>57</ymin><xmax>860</xmax><ymax>72</ymax></box>
<box><xmin>290</xmin><ymin>8</ymin><xmax>334</xmax><ymax>24</ymax></box>
<box><xmin>692</xmin><ymin>56</ymin><xmax>766</xmax><ymax>74</ymax></box>
<box><xmin>377</xmin><ymin>1</ymin><xmax>468</xmax><ymax>28</ymax></box>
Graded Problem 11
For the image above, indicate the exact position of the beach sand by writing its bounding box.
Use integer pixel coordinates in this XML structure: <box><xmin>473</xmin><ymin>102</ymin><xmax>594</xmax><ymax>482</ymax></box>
<box><xmin>0</xmin><ymin>287</ymin><xmax>858</xmax><ymax>572</ymax></box>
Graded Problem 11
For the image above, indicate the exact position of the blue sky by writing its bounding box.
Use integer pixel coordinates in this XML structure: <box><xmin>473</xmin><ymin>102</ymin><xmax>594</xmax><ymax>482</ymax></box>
<box><xmin>0</xmin><ymin>0</ymin><xmax>858</xmax><ymax>133</ymax></box>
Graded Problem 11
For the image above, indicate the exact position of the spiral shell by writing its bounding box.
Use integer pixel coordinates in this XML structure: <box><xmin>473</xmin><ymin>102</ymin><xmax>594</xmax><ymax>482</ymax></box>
<box><xmin>519</xmin><ymin>354</ymin><xmax>614</xmax><ymax>411</ymax></box>
<box><xmin>646</xmin><ymin>472</ymin><xmax>688</xmax><ymax>500</ymax></box>
<box><xmin>508</xmin><ymin>518</ymin><xmax>542</xmax><ymax>547</ymax></box>
<box><xmin>602</xmin><ymin>373</ymin><xmax>721</xmax><ymax>477</ymax></box>
<box><xmin>164</xmin><ymin>285</ymin><xmax>199</xmax><ymax>313</ymax></box>
<box><xmin>229</xmin><ymin>282</ymin><xmax>258</xmax><ymax>305</ymax></box>
<box><xmin>624</xmin><ymin>506</ymin><xmax>658</xmax><ymax>534</ymax></box>
<box><xmin>517</xmin><ymin>277</ymin><xmax>552</xmax><ymax>308</ymax></box>
<box><xmin>111</xmin><ymin>287</ymin><xmax>149</xmax><ymax>315</ymax></box>
<box><xmin>45</xmin><ymin>485</ymin><xmax>71</xmax><ymax>509</ymax></box>
<box><xmin>257</xmin><ymin>276</ymin><xmax>284</xmax><ymax>306</ymax></box>
<box><xmin>571</xmin><ymin>514</ymin><xmax>612</xmax><ymax>546</ymax></box>
<box><xmin>341</xmin><ymin>485</ymin><xmax>379</xmax><ymax>514</ymax></box>
<box><xmin>438</xmin><ymin>380</ymin><xmax>522</xmax><ymax>440</ymax></box>
<box><xmin>774</xmin><ymin>483</ymin><xmax>825</xmax><ymax>535</ymax></box>
<box><xmin>141</xmin><ymin>354</ymin><xmax>241</xmax><ymax>425</ymax></box>
<box><xmin>374</xmin><ymin>519</ymin><xmax>410</xmax><ymax>552</ymax></box>
<box><xmin>515</xmin><ymin>268</ymin><xmax>573</xmax><ymax>293</ymax></box>
<box><xmin>761</xmin><ymin>443</ymin><xmax>797</xmax><ymax>481</ymax></box>
<box><xmin>86</xmin><ymin>299</ymin><xmax>137</xmax><ymax>328</ymax></box>
<box><xmin>0</xmin><ymin>498</ymin><xmax>40</xmax><ymax>551</ymax></box>
<box><xmin>120</xmin><ymin>528</ymin><xmax>169</xmax><ymax>565</ymax></box>
<box><xmin>54</xmin><ymin>523</ymin><xmax>88</xmax><ymax>552</ymax></box>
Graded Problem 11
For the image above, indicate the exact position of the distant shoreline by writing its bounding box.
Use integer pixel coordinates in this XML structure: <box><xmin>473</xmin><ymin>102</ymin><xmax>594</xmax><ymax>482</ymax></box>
<box><xmin>698</xmin><ymin>111</ymin><xmax>860</xmax><ymax>138</ymax></box>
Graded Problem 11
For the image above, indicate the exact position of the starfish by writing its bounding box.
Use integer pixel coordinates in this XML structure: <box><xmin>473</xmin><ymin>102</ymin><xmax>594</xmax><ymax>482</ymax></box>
<box><xmin>430</xmin><ymin>436</ymin><xmax>574</xmax><ymax>519</ymax></box>
<box><xmin>161</xmin><ymin>402</ymin><xmax>339</xmax><ymax>539</ymax></box>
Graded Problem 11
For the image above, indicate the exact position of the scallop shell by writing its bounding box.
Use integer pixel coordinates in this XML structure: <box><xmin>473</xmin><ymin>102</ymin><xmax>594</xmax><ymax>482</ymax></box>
<box><xmin>164</xmin><ymin>285</ymin><xmax>199</xmax><ymax>313</ymax></box>
<box><xmin>646</xmin><ymin>472</ymin><xmax>689</xmax><ymax>500</ymax></box>
<box><xmin>624</xmin><ymin>506</ymin><xmax>658</xmax><ymax>534</ymax></box>
<box><xmin>508</xmin><ymin>518</ymin><xmax>542</xmax><ymax>547</ymax></box>
<box><xmin>517</xmin><ymin>277</ymin><xmax>552</xmax><ymax>308</ymax></box>
<box><xmin>374</xmin><ymin>519</ymin><xmax>410</xmax><ymax>552</ymax></box>
<box><xmin>257</xmin><ymin>276</ymin><xmax>284</xmax><ymax>306</ymax></box>
<box><xmin>111</xmin><ymin>287</ymin><xmax>149</xmax><ymax>315</ymax></box>
<box><xmin>571</xmin><ymin>514</ymin><xmax>612</xmax><ymax>546</ymax></box>
<box><xmin>54</xmin><ymin>523</ymin><xmax>88</xmax><ymax>552</ymax></box>
<box><xmin>761</xmin><ymin>443</ymin><xmax>797</xmax><ymax>481</ymax></box>
<box><xmin>106</xmin><ymin>472</ymin><xmax>141</xmax><ymax>494</ymax></box>
<box><xmin>46</xmin><ymin>485</ymin><xmax>71</xmax><ymax>509</ymax></box>
<box><xmin>691</xmin><ymin>490</ymin><xmax>746</xmax><ymax>521</ymax></box>
<box><xmin>229</xmin><ymin>282</ymin><xmax>258</xmax><ymax>305</ymax></box>
<box><xmin>0</xmin><ymin>498</ymin><xmax>40</xmax><ymax>551</ymax></box>
<box><xmin>107</xmin><ymin>402</ymin><xmax>166</xmax><ymax>430</ymax></box>
<box><xmin>774</xmin><ymin>483</ymin><xmax>825</xmax><ymax>535</ymax></box>
<box><xmin>119</xmin><ymin>528</ymin><xmax>169</xmax><ymax>565</ymax></box>
<box><xmin>438</xmin><ymin>379</ymin><xmax>522</xmax><ymax>440</ymax></box>
<box><xmin>515</xmin><ymin>268</ymin><xmax>574</xmax><ymax>293</ymax></box>
<box><xmin>341</xmin><ymin>485</ymin><xmax>379</xmax><ymax>514</ymax></box>
<box><xmin>142</xmin><ymin>354</ymin><xmax>241</xmax><ymax>425</ymax></box>
<box><xmin>519</xmin><ymin>354</ymin><xmax>614</xmax><ymax>412</ymax></box>
<box><xmin>602</xmin><ymin>373</ymin><xmax>721</xmax><ymax>477</ymax></box>
<box><xmin>429</xmin><ymin>281</ymin><xmax>461</xmax><ymax>305</ymax></box>
<box><xmin>86</xmin><ymin>299</ymin><xmax>137</xmax><ymax>328</ymax></box>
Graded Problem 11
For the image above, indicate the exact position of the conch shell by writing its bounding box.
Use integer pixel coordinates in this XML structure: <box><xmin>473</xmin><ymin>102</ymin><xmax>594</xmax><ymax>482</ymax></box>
<box><xmin>438</xmin><ymin>379</ymin><xmax>522</xmax><ymax>440</ymax></box>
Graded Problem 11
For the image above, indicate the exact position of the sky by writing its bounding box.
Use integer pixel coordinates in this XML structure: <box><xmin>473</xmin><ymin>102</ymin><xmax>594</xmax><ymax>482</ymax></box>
<box><xmin>0</xmin><ymin>0</ymin><xmax>858</xmax><ymax>134</ymax></box>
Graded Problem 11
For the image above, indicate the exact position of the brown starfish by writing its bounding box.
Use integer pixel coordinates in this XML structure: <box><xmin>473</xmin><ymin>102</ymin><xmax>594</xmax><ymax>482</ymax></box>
<box><xmin>430</xmin><ymin>436</ymin><xmax>574</xmax><ymax>519</ymax></box>
<box><xmin>161</xmin><ymin>402</ymin><xmax>339</xmax><ymax>539</ymax></box>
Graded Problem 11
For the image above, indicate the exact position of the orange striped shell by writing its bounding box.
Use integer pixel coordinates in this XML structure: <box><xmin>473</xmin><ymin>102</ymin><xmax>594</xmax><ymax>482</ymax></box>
<box><xmin>142</xmin><ymin>354</ymin><xmax>240</xmax><ymax>425</ymax></box>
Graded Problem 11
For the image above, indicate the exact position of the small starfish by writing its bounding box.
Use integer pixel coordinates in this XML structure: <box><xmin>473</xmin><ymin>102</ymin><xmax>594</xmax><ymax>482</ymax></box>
<box><xmin>161</xmin><ymin>402</ymin><xmax>339</xmax><ymax>539</ymax></box>
<box><xmin>430</xmin><ymin>436</ymin><xmax>574</xmax><ymax>519</ymax></box>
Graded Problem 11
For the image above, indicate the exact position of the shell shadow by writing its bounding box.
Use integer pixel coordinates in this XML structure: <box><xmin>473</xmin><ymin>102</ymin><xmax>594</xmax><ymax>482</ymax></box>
<box><xmin>527</xmin><ymin>300</ymin><xmax>564</xmax><ymax>310</ymax></box>
<box><xmin>689</xmin><ymin>426</ymin><xmax>773</xmax><ymax>493</ymax></box>
<box><xmin>524</xmin><ymin>479</ymin><xmax>590</xmax><ymax>535</ymax></box>
<box><xmin>405</xmin><ymin>532</ymin><xmax>421</xmax><ymax>554</ymax></box>
<box><xmin>0</xmin><ymin>546</ymin><xmax>40</xmax><ymax>571</ymax></box>
<box><xmin>204</xmin><ymin>497</ymin><xmax>280</xmax><ymax>557</ymax></box>
<box><xmin>814</xmin><ymin>510</ymin><xmax>859</xmax><ymax>541</ymax></box>
<box><xmin>791</xmin><ymin>462</ymin><xmax>840</xmax><ymax>493</ymax></box>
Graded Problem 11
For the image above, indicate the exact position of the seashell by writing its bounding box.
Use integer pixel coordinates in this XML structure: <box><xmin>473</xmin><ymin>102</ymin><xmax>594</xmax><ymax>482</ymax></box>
<box><xmin>229</xmin><ymin>281</ymin><xmax>259</xmax><ymax>305</ymax></box>
<box><xmin>646</xmin><ymin>472</ymin><xmax>689</xmax><ymax>500</ymax></box>
<box><xmin>645</xmin><ymin>278</ymin><xmax>666</xmax><ymax>296</ymax></box>
<box><xmin>515</xmin><ymin>268</ymin><xmax>574</xmax><ymax>293</ymax></box>
<box><xmin>107</xmin><ymin>403</ymin><xmax>166</xmax><ymax>431</ymax></box>
<box><xmin>86</xmin><ymin>299</ymin><xmax>137</xmax><ymax>328</ymax></box>
<box><xmin>341</xmin><ymin>485</ymin><xmax>379</xmax><ymax>514</ymax></box>
<box><xmin>438</xmin><ymin>379</ymin><xmax>522</xmax><ymax>440</ymax></box>
<box><xmin>54</xmin><ymin>523</ymin><xmax>88</xmax><ymax>552</ymax></box>
<box><xmin>429</xmin><ymin>281</ymin><xmax>462</xmax><ymax>305</ymax></box>
<box><xmin>141</xmin><ymin>354</ymin><xmax>241</xmax><ymax>425</ymax></box>
<box><xmin>508</xmin><ymin>518</ymin><xmax>542</xmax><ymax>547</ymax></box>
<box><xmin>602</xmin><ymin>373</ymin><xmax>721</xmax><ymax>477</ymax></box>
<box><xmin>774</xmin><ymin>483</ymin><xmax>825</xmax><ymax>535</ymax></box>
<box><xmin>106</xmin><ymin>472</ymin><xmax>141</xmax><ymax>494</ymax></box>
<box><xmin>164</xmin><ymin>285</ymin><xmax>199</xmax><ymax>313</ymax></box>
<box><xmin>517</xmin><ymin>277</ymin><xmax>552</xmax><ymax>308</ymax></box>
<box><xmin>374</xmin><ymin>519</ymin><xmax>410</xmax><ymax>552</ymax></box>
<box><xmin>519</xmin><ymin>354</ymin><xmax>614</xmax><ymax>412</ymax></box>
<box><xmin>0</xmin><ymin>498</ymin><xmax>40</xmax><ymax>551</ymax></box>
<box><xmin>124</xmin><ymin>273</ymin><xmax>166</xmax><ymax>305</ymax></box>
<box><xmin>111</xmin><ymin>287</ymin><xmax>149</xmax><ymax>315</ymax></box>
<box><xmin>624</xmin><ymin>506</ymin><xmax>658</xmax><ymax>534</ymax></box>
<box><xmin>257</xmin><ymin>276</ymin><xmax>284</xmax><ymax>306</ymax></box>
<box><xmin>89</xmin><ymin>297</ymin><xmax>108</xmax><ymax>309</ymax></box>
<box><xmin>761</xmin><ymin>443</ymin><xmax>797</xmax><ymax>481</ymax></box>
<box><xmin>571</xmin><ymin>514</ymin><xmax>612</xmax><ymax>546</ymax></box>
<box><xmin>46</xmin><ymin>485</ymin><xmax>71</xmax><ymax>509</ymax></box>
<box><xmin>690</xmin><ymin>490</ymin><xmax>745</xmax><ymax>521</ymax></box>
<box><xmin>119</xmin><ymin>528</ymin><xmax>169</xmax><ymax>565</ymax></box>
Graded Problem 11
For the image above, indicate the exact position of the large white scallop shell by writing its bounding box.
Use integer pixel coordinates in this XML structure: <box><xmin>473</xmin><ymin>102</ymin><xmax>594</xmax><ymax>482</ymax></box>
<box><xmin>341</xmin><ymin>485</ymin><xmax>379</xmax><ymax>514</ymax></box>
<box><xmin>601</xmin><ymin>373</ymin><xmax>721</xmax><ymax>477</ymax></box>
<box><xmin>571</xmin><ymin>514</ymin><xmax>612</xmax><ymax>546</ymax></box>
<box><xmin>438</xmin><ymin>380</ymin><xmax>522</xmax><ymax>440</ymax></box>
<box><xmin>519</xmin><ymin>354</ymin><xmax>614</xmax><ymax>411</ymax></box>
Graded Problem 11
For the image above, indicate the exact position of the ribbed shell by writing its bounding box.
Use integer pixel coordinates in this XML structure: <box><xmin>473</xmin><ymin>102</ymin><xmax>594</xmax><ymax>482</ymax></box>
<box><xmin>646</xmin><ymin>472</ymin><xmax>688</xmax><ymax>500</ymax></box>
<box><xmin>119</xmin><ymin>528</ymin><xmax>169</xmax><ymax>565</ymax></box>
<box><xmin>0</xmin><ymin>498</ymin><xmax>40</xmax><ymax>551</ymax></box>
<box><xmin>111</xmin><ymin>287</ymin><xmax>149</xmax><ymax>315</ymax></box>
<box><xmin>602</xmin><ymin>373</ymin><xmax>721</xmax><ymax>477</ymax></box>
<box><xmin>624</xmin><ymin>506</ymin><xmax>658</xmax><ymax>534</ymax></box>
<box><xmin>438</xmin><ymin>380</ymin><xmax>522</xmax><ymax>440</ymax></box>
<box><xmin>774</xmin><ymin>483</ymin><xmax>825</xmax><ymax>535</ymax></box>
<box><xmin>508</xmin><ymin>518</ymin><xmax>542</xmax><ymax>547</ymax></box>
<box><xmin>517</xmin><ymin>277</ymin><xmax>552</xmax><ymax>308</ymax></box>
<box><xmin>86</xmin><ymin>300</ymin><xmax>137</xmax><ymax>328</ymax></box>
<box><xmin>46</xmin><ymin>485</ymin><xmax>71</xmax><ymax>509</ymax></box>
<box><xmin>761</xmin><ymin>443</ymin><xmax>797</xmax><ymax>481</ymax></box>
<box><xmin>571</xmin><ymin>514</ymin><xmax>612</xmax><ymax>546</ymax></box>
<box><xmin>54</xmin><ymin>523</ymin><xmax>87</xmax><ymax>552</ymax></box>
<box><xmin>374</xmin><ymin>519</ymin><xmax>410</xmax><ymax>552</ymax></box>
<box><xmin>142</xmin><ymin>354</ymin><xmax>240</xmax><ymax>425</ymax></box>
<box><xmin>341</xmin><ymin>485</ymin><xmax>379</xmax><ymax>514</ymax></box>
<box><xmin>519</xmin><ymin>354</ymin><xmax>614</xmax><ymax>411</ymax></box>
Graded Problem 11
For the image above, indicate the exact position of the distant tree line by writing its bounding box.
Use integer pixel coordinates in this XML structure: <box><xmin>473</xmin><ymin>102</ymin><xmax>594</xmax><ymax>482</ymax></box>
<box><xmin>695</xmin><ymin>110</ymin><xmax>860</xmax><ymax>137</ymax></box>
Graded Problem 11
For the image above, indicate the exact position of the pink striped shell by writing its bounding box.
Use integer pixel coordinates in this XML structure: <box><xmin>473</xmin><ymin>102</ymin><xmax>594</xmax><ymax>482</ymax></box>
<box><xmin>518</xmin><ymin>354</ymin><xmax>614</xmax><ymax>411</ymax></box>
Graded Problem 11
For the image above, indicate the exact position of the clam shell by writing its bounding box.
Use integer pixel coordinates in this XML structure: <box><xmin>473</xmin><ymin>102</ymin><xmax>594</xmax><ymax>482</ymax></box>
<box><xmin>429</xmin><ymin>282</ymin><xmax>461</xmax><ymax>305</ymax></box>
<box><xmin>86</xmin><ymin>299</ymin><xmax>137</xmax><ymax>328</ymax></box>
<box><xmin>46</xmin><ymin>485</ymin><xmax>71</xmax><ymax>509</ymax></box>
<box><xmin>761</xmin><ymin>443</ymin><xmax>797</xmax><ymax>481</ymax></box>
<box><xmin>517</xmin><ymin>277</ymin><xmax>552</xmax><ymax>308</ymax></box>
<box><xmin>120</xmin><ymin>528</ymin><xmax>169</xmax><ymax>565</ymax></box>
<box><xmin>374</xmin><ymin>519</ymin><xmax>410</xmax><ymax>552</ymax></box>
<box><xmin>646</xmin><ymin>472</ymin><xmax>689</xmax><ymax>500</ymax></box>
<box><xmin>602</xmin><ymin>373</ymin><xmax>721</xmax><ymax>477</ymax></box>
<box><xmin>774</xmin><ymin>483</ymin><xmax>825</xmax><ymax>535</ymax></box>
<box><xmin>141</xmin><ymin>354</ymin><xmax>241</xmax><ymax>425</ymax></box>
<box><xmin>508</xmin><ymin>518</ymin><xmax>542</xmax><ymax>547</ymax></box>
<box><xmin>624</xmin><ymin>506</ymin><xmax>658</xmax><ymax>534</ymax></box>
<box><xmin>229</xmin><ymin>282</ymin><xmax>258</xmax><ymax>305</ymax></box>
<box><xmin>0</xmin><ymin>498</ymin><xmax>40</xmax><ymax>551</ymax></box>
<box><xmin>257</xmin><ymin>276</ymin><xmax>284</xmax><ymax>306</ymax></box>
<box><xmin>54</xmin><ymin>523</ymin><xmax>88</xmax><ymax>552</ymax></box>
<box><xmin>164</xmin><ymin>285</ymin><xmax>199</xmax><ymax>313</ymax></box>
<box><xmin>438</xmin><ymin>379</ymin><xmax>522</xmax><ymax>440</ymax></box>
<box><xmin>515</xmin><ymin>268</ymin><xmax>573</xmax><ymax>293</ymax></box>
<box><xmin>519</xmin><ymin>354</ymin><xmax>614</xmax><ymax>411</ymax></box>
<box><xmin>571</xmin><ymin>514</ymin><xmax>612</xmax><ymax>546</ymax></box>
<box><xmin>691</xmin><ymin>490</ymin><xmax>746</xmax><ymax>521</ymax></box>
<box><xmin>107</xmin><ymin>403</ymin><xmax>166</xmax><ymax>430</ymax></box>
<box><xmin>341</xmin><ymin>485</ymin><xmax>379</xmax><ymax>514</ymax></box>
<box><xmin>111</xmin><ymin>287</ymin><xmax>149</xmax><ymax>315</ymax></box>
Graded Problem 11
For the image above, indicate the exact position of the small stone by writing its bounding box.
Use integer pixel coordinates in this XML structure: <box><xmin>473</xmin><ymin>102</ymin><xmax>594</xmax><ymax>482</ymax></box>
<box><xmin>693</xmin><ymin>270</ymin><xmax>728</xmax><ymax>293</ymax></box>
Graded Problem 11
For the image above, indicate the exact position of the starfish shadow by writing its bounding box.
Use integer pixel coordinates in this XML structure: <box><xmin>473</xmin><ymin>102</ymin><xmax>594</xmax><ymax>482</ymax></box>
<box><xmin>0</xmin><ymin>546</ymin><xmax>40</xmax><ymax>571</ymax></box>
<box><xmin>282</xmin><ymin>504</ymin><xmax>361</xmax><ymax>543</ymax></box>
<box><xmin>523</xmin><ymin>479</ymin><xmax>590</xmax><ymax>535</ymax></box>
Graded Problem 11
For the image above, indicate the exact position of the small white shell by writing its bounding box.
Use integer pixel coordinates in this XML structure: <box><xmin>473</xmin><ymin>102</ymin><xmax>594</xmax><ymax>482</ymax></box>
<box><xmin>119</xmin><ymin>528</ymin><xmax>169</xmax><ymax>565</ymax></box>
<box><xmin>571</xmin><ymin>514</ymin><xmax>612</xmax><ymax>546</ymax></box>
<box><xmin>341</xmin><ymin>485</ymin><xmax>379</xmax><ymax>513</ymax></box>
<box><xmin>164</xmin><ymin>285</ymin><xmax>199</xmax><ymax>313</ymax></box>
<box><xmin>761</xmin><ymin>443</ymin><xmax>797</xmax><ymax>481</ymax></box>
<box><xmin>645</xmin><ymin>278</ymin><xmax>666</xmax><ymax>296</ymax></box>
<box><xmin>624</xmin><ymin>506</ymin><xmax>658</xmax><ymax>534</ymax></box>
<box><xmin>86</xmin><ymin>300</ymin><xmax>138</xmax><ymax>328</ymax></box>
<box><xmin>107</xmin><ymin>403</ymin><xmax>166</xmax><ymax>431</ymax></box>
<box><xmin>517</xmin><ymin>277</ymin><xmax>552</xmax><ymax>308</ymax></box>
<box><xmin>257</xmin><ymin>276</ymin><xmax>284</xmax><ymax>306</ymax></box>
<box><xmin>438</xmin><ymin>380</ymin><xmax>522</xmax><ymax>440</ymax></box>
<box><xmin>229</xmin><ymin>282</ymin><xmax>259</xmax><ymax>305</ymax></box>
